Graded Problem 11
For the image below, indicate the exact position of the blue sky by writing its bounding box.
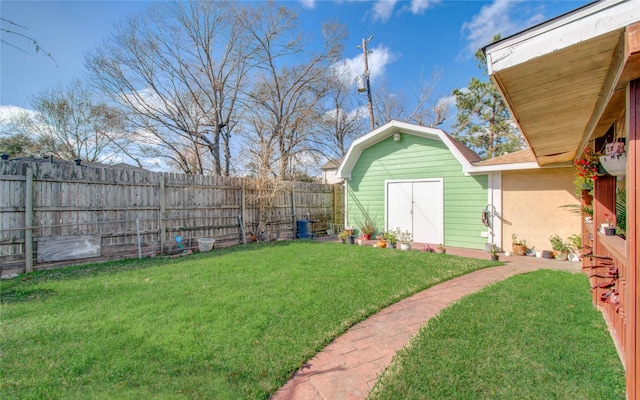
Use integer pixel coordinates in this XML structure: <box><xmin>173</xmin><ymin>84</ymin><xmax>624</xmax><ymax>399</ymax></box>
<box><xmin>1</xmin><ymin>0</ymin><xmax>590</xmax><ymax>132</ymax></box>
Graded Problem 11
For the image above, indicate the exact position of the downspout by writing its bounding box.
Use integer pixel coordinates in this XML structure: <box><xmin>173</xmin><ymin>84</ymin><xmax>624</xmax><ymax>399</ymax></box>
<box><xmin>342</xmin><ymin>180</ymin><xmax>348</xmax><ymax>228</ymax></box>
<box><xmin>488</xmin><ymin>171</ymin><xmax>503</xmax><ymax>250</ymax></box>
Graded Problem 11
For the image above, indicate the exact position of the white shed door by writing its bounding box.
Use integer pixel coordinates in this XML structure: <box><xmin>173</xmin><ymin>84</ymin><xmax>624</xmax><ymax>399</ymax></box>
<box><xmin>387</xmin><ymin>180</ymin><xmax>443</xmax><ymax>244</ymax></box>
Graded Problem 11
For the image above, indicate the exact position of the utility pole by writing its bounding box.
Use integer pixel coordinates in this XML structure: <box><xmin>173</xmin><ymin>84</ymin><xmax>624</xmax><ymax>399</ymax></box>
<box><xmin>358</xmin><ymin>36</ymin><xmax>375</xmax><ymax>131</ymax></box>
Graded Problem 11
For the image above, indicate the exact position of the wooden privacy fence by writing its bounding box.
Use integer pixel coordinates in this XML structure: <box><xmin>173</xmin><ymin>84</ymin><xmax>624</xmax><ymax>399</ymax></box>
<box><xmin>0</xmin><ymin>160</ymin><xmax>344</xmax><ymax>277</ymax></box>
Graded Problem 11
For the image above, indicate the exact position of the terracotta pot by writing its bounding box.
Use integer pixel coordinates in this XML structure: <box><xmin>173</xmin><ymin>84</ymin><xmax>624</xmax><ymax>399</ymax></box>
<box><xmin>512</xmin><ymin>244</ymin><xmax>527</xmax><ymax>256</ymax></box>
<box><xmin>377</xmin><ymin>239</ymin><xmax>387</xmax><ymax>248</ymax></box>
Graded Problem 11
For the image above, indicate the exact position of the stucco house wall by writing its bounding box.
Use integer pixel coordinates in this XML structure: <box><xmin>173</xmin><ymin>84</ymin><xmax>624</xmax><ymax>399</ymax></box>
<box><xmin>500</xmin><ymin>168</ymin><xmax>581</xmax><ymax>253</ymax></box>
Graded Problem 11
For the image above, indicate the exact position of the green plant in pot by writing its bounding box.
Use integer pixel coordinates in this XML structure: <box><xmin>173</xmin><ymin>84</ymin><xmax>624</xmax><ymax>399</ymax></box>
<box><xmin>490</xmin><ymin>245</ymin><xmax>499</xmax><ymax>261</ymax></box>
<box><xmin>549</xmin><ymin>234</ymin><xmax>571</xmax><ymax>260</ymax></box>
<box><xmin>359</xmin><ymin>216</ymin><xmax>376</xmax><ymax>241</ymax></box>
<box><xmin>384</xmin><ymin>230</ymin><xmax>398</xmax><ymax>249</ymax></box>
<box><xmin>616</xmin><ymin>187</ymin><xmax>626</xmax><ymax>237</ymax></box>
<box><xmin>567</xmin><ymin>234</ymin><xmax>582</xmax><ymax>255</ymax></box>
<box><xmin>337</xmin><ymin>231</ymin><xmax>348</xmax><ymax>244</ymax></box>
<box><xmin>397</xmin><ymin>229</ymin><xmax>413</xmax><ymax>250</ymax></box>
<box><xmin>511</xmin><ymin>234</ymin><xmax>527</xmax><ymax>256</ymax></box>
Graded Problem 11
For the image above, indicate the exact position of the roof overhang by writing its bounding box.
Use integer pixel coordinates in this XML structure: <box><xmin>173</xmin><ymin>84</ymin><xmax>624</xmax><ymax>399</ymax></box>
<box><xmin>484</xmin><ymin>0</ymin><xmax>640</xmax><ymax>166</ymax></box>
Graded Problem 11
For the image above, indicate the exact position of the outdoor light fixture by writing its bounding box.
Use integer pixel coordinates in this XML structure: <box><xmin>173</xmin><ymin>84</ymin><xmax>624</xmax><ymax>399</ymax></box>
<box><xmin>394</xmin><ymin>132</ymin><xmax>401</xmax><ymax>142</ymax></box>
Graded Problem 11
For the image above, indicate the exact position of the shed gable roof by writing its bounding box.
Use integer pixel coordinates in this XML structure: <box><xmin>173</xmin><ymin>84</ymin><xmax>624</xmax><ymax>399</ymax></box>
<box><xmin>336</xmin><ymin>121</ymin><xmax>482</xmax><ymax>180</ymax></box>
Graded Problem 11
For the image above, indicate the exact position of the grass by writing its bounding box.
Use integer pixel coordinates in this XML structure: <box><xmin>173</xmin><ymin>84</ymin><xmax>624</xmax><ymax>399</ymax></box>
<box><xmin>369</xmin><ymin>269</ymin><xmax>625</xmax><ymax>400</ymax></box>
<box><xmin>0</xmin><ymin>241</ymin><xmax>494</xmax><ymax>399</ymax></box>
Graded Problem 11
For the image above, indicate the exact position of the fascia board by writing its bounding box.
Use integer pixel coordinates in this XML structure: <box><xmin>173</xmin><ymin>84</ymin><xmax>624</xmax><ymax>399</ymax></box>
<box><xmin>486</xmin><ymin>0</ymin><xmax>635</xmax><ymax>73</ymax></box>
<box><xmin>465</xmin><ymin>161</ymin><xmax>573</xmax><ymax>174</ymax></box>
<box><xmin>465</xmin><ymin>162</ymin><xmax>541</xmax><ymax>174</ymax></box>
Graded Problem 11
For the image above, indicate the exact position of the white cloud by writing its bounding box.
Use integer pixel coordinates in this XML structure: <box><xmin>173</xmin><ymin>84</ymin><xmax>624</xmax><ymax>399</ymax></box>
<box><xmin>335</xmin><ymin>44</ymin><xmax>395</xmax><ymax>87</ymax></box>
<box><xmin>0</xmin><ymin>105</ymin><xmax>36</xmax><ymax>121</ymax></box>
<box><xmin>408</xmin><ymin>0</ymin><xmax>437</xmax><ymax>15</ymax></box>
<box><xmin>372</xmin><ymin>0</ymin><xmax>399</xmax><ymax>22</ymax></box>
<box><xmin>325</xmin><ymin>105</ymin><xmax>368</xmax><ymax>123</ymax></box>
<box><xmin>298</xmin><ymin>0</ymin><xmax>316</xmax><ymax>9</ymax></box>
<box><xmin>370</xmin><ymin>0</ymin><xmax>438</xmax><ymax>21</ymax></box>
<box><xmin>437</xmin><ymin>94</ymin><xmax>456</xmax><ymax>109</ymax></box>
<box><xmin>461</xmin><ymin>0</ymin><xmax>551</xmax><ymax>57</ymax></box>
<box><xmin>461</xmin><ymin>0</ymin><xmax>521</xmax><ymax>56</ymax></box>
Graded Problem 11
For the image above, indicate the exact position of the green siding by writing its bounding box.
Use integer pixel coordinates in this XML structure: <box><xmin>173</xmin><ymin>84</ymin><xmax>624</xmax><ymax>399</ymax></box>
<box><xmin>346</xmin><ymin>133</ymin><xmax>488</xmax><ymax>249</ymax></box>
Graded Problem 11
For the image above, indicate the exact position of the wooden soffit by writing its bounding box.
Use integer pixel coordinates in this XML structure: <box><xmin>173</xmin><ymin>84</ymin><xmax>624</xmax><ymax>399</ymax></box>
<box><xmin>485</xmin><ymin>0</ymin><xmax>640</xmax><ymax>166</ymax></box>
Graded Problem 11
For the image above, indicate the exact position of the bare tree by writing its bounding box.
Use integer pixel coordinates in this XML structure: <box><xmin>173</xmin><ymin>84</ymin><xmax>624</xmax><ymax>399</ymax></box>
<box><xmin>242</xmin><ymin>3</ymin><xmax>346</xmax><ymax>179</ymax></box>
<box><xmin>314</xmin><ymin>63</ymin><xmax>366</xmax><ymax>160</ymax></box>
<box><xmin>1</xmin><ymin>18</ymin><xmax>57</xmax><ymax>66</ymax></box>
<box><xmin>3</xmin><ymin>79</ymin><xmax>127</xmax><ymax>162</ymax></box>
<box><xmin>86</xmin><ymin>0</ymin><xmax>253</xmax><ymax>175</ymax></box>
<box><xmin>372</xmin><ymin>79</ymin><xmax>407</xmax><ymax>127</ymax></box>
<box><xmin>372</xmin><ymin>67</ymin><xmax>447</xmax><ymax>128</ymax></box>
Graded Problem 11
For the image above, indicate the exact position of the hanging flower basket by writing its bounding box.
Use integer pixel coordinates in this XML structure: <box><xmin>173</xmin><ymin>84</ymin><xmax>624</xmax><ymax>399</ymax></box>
<box><xmin>599</xmin><ymin>153</ymin><xmax>626</xmax><ymax>176</ymax></box>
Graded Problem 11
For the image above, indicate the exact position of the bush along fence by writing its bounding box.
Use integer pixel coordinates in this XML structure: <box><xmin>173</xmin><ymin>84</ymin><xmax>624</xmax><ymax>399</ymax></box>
<box><xmin>0</xmin><ymin>159</ymin><xmax>344</xmax><ymax>277</ymax></box>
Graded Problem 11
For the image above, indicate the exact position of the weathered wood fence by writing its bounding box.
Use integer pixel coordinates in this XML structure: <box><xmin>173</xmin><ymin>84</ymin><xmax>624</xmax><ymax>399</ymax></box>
<box><xmin>0</xmin><ymin>160</ymin><xmax>344</xmax><ymax>277</ymax></box>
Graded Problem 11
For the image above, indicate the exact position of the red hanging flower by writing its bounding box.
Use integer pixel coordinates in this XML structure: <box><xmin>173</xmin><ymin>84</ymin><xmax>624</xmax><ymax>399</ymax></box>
<box><xmin>575</xmin><ymin>148</ymin><xmax>599</xmax><ymax>182</ymax></box>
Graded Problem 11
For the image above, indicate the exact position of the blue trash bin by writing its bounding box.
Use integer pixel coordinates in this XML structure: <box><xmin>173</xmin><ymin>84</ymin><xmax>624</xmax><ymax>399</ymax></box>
<box><xmin>297</xmin><ymin>220</ymin><xmax>314</xmax><ymax>239</ymax></box>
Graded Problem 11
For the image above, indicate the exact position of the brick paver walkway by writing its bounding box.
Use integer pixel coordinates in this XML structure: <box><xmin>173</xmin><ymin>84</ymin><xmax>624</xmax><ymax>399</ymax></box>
<box><xmin>272</xmin><ymin>246</ymin><xmax>580</xmax><ymax>400</ymax></box>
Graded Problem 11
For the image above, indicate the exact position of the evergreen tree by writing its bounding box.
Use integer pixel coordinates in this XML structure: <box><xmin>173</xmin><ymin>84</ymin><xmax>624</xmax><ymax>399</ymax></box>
<box><xmin>452</xmin><ymin>35</ymin><xmax>524</xmax><ymax>159</ymax></box>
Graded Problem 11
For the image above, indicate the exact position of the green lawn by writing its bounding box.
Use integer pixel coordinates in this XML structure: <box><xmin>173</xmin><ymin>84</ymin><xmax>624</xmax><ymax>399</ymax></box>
<box><xmin>1</xmin><ymin>241</ymin><xmax>493</xmax><ymax>399</ymax></box>
<box><xmin>369</xmin><ymin>269</ymin><xmax>625</xmax><ymax>400</ymax></box>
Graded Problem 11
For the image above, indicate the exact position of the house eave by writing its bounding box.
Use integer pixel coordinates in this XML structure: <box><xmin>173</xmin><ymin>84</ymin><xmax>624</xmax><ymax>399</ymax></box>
<box><xmin>484</xmin><ymin>0</ymin><xmax>640</xmax><ymax>165</ymax></box>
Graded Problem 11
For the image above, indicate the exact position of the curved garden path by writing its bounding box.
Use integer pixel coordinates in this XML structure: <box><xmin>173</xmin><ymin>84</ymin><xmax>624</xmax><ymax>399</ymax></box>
<box><xmin>271</xmin><ymin>249</ymin><xmax>580</xmax><ymax>400</ymax></box>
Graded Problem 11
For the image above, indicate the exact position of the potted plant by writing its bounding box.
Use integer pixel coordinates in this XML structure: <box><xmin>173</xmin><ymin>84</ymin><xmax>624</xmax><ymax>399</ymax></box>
<box><xmin>376</xmin><ymin>234</ymin><xmax>387</xmax><ymax>248</ymax></box>
<box><xmin>490</xmin><ymin>245</ymin><xmax>499</xmax><ymax>261</ymax></box>
<box><xmin>396</xmin><ymin>229</ymin><xmax>412</xmax><ymax>250</ymax></box>
<box><xmin>574</xmin><ymin>147</ymin><xmax>600</xmax><ymax>195</ymax></box>
<box><xmin>359</xmin><ymin>217</ymin><xmax>376</xmax><ymax>241</ymax></box>
<box><xmin>384</xmin><ymin>230</ymin><xmax>398</xmax><ymax>249</ymax></box>
<box><xmin>602</xmin><ymin>213</ymin><xmax>616</xmax><ymax>236</ymax></box>
<box><xmin>549</xmin><ymin>234</ymin><xmax>571</xmax><ymax>260</ymax></box>
<box><xmin>616</xmin><ymin>187</ymin><xmax>626</xmax><ymax>238</ymax></box>
<box><xmin>599</xmin><ymin>139</ymin><xmax>626</xmax><ymax>176</ymax></box>
<box><xmin>567</xmin><ymin>233</ymin><xmax>582</xmax><ymax>261</ymax></box>
<box><xmin>437</xmin><ymin>244</ymin><xmax>446</xmax><ymax>254</ymax></box>
<box><xmin>567</xmin><ymin>234</ymin><xmax>582</xmax><ymax>254</ymax></box>
<box><xmin>511</xmin><ymin>234</ymin><xmax>527</xmax><ymax>256</ymax></box>
<box><xmin>337</xmin><ymin>231</ymin><xmax>348</xmax><ymax>244</ymax></box>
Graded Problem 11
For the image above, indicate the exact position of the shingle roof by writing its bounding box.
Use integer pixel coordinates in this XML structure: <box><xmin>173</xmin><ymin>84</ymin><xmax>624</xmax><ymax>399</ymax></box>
<box><xmin>472</xmin><ymin>149</ymin><xmax>536</xmax><ymax>166</ymax></box>
<box><xmin>320</xmin><ymin>159</ymin><xmax>341</xmax><ymax>170</ymax></box>
<box><xmin>443</xmin><ymin>134</ymin><xmax>483</xmax><ymax>164</ymax></box>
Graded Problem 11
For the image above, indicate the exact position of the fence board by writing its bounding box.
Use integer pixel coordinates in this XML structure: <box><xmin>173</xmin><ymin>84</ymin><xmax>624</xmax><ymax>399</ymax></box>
<box><xmin>1</xmin><ymin>160</ymin><xmax>338</xmax><ymax>276</ymax></box>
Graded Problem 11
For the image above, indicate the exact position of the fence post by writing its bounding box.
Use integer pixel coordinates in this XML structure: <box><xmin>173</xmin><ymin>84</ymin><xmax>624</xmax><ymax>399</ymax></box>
<box><xmin>240</xmin><ymin>185</ymin><xmax>246</xmax><ymax>244</ymax></box>
<box><xmin>332</xmin><ymin>184</ymin><xmax>336</xmax><ymax>224</ymax></box>
<box><xmin>159</xmin><ymin>174</ymin><xmax>166</xmax><ymax>254</ymax></box>
<box><xmin>25</xmin><ymin>167</ymin><xmax>33</xmax><ymax>272</ymax></box>
<box><xmin>291</xmin><ymin>187</ymin><xmax>296</xmax><ymax>239</ymax></box>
